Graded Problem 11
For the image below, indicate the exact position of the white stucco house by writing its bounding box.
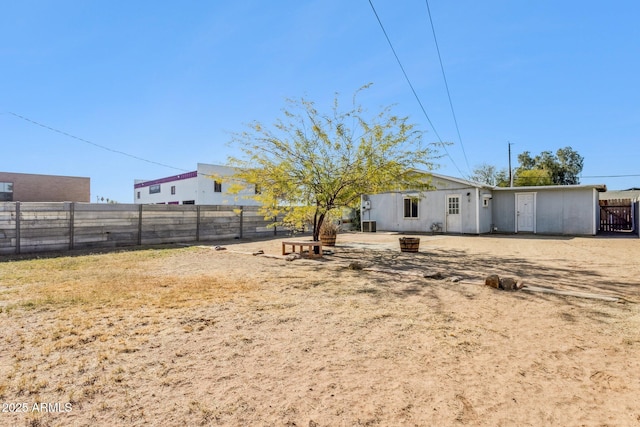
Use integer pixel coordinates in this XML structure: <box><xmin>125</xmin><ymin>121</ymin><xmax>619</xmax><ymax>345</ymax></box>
<box><xmin>134</xmin><ymin>163</ymin><xmax>261</xmax><ymax>206</ymax></box>
<box><xmin>361</xmin><ymin>173</ymin><xmax>607</xmax><ymax>236</ymax></box>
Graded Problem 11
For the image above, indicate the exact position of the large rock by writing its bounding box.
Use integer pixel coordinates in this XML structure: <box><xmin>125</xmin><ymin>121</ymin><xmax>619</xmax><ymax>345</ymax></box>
<box><xmin>485</xmin><ymin>274</ymin><xmax>500</xmax><ymax>289</ymax></box>
<box><xmin>485</xmin><ymin>274</ymin><xmax>524</xmax><ymax>291</ymax></box>
<box><xmin>499</xmin><ymin>277</ymin><xmax>518</xmax><ymax>291</ymax></box>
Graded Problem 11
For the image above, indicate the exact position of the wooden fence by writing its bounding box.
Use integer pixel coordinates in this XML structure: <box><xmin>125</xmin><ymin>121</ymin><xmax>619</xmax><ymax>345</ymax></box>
<box><xmin>599</xmin><ymin>199</ymin><xmax>634</xmax><ymax>232</ymax></box>
<box><xmin>0</xmin><ymin>202</ymin><xmax>285</xmax><ymax>255</ymax></box>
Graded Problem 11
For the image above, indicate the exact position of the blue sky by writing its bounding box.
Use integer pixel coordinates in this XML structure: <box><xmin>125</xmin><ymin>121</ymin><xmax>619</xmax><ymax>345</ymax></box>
<box><xmin>2</xmin><ymin>0</ymin><xmax>639</xmax><ymax>203</ymax></box>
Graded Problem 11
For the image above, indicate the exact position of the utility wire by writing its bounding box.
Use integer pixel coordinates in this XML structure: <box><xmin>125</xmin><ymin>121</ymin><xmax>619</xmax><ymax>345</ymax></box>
<box><xmin>8</xmin><ymin>112</ymin><xmax>191</xmax><ymax>173</ymax></box>
<box><xmin>367</xmin><ymin>0</ymin><xmax>467</xmax><ymax>179</ymax></box>
<box><xmin>424</xmin><ymin>0</ymin><xmax>471</xmax><ymax>176</ymax></box>
<box><xmin>7</xmin><ymin>112</ymin><xmax>237</xmax><ymax>183</ymax></box>
<box><xmin>581</xmin><ymin>174</ymin><xmax>640</xmax><ymax>178</ymax></box>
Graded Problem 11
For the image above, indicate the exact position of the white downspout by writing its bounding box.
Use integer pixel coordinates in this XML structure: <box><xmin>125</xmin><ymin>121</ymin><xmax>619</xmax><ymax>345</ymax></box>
<box><xmin>592</xmin><ymin>188</ymin><xmax>597</xmax><ymax>235</ymax></box>
<box><xmin>475</xmin><ymin>188</ymin><xmax>480</xmax><ymax>234</ymax></box>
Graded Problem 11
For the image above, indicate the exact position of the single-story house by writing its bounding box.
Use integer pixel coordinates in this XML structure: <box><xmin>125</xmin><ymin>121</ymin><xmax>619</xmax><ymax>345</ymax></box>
<box><xmin>361</xmin><ymin>173</ymin><xmax>607</xmax><ymax>236</ymax></box>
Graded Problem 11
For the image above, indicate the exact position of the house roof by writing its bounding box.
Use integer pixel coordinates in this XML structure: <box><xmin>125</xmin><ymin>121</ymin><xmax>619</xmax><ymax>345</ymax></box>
<box><xmin>429</xmin><ymin>172</ymin><xmax>493</xmax><ymax>189</ymax></box>
<box><xmin>365</xmin><ymin>171</ymin><xmax>607</xmax><ymax>196</ymax></box>
<box><xmin>365</xmin><ymin>172</ymin><xmax>492</xmax><ymax>196</ymax></box>
<box><xmin>429</xmin><ymin>173</ymin><xmax>607</xmax><ymax>192</ymax></box>
<box><xmin>493</xmin><ymin>183</ymin><xmax>607</xmax><ymax>192</ymax></box>
<box><xmin>600</xmin><ymin>189</ymin><xmax>640</xmax><ymax>201</ymax></box>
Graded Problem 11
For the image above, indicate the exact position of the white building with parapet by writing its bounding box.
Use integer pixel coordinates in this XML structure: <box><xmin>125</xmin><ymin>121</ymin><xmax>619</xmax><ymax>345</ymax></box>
<box><xmin>134</xmin><ymin>163</ymin><xmax>260</xmax><ymax>206</ymax></box>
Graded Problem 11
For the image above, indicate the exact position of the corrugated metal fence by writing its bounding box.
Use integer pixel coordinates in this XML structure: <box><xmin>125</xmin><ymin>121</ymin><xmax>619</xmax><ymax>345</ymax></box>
<box><xmin>0</xmin><ymin>202</ymin><xmax>284</xmax><ymax>255</ymax></box>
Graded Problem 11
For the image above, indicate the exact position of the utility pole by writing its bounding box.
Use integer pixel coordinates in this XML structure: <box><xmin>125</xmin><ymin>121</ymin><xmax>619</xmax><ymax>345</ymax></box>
<box><xmin>508</xmin><ymin>142</ymin><xmax>514</xmax><ymax>187</ymax></box>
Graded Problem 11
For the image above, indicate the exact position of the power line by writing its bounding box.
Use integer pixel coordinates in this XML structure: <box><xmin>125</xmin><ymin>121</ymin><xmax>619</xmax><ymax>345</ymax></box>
<box><xmin>8</xmin><ymin>112</ymin><xmax>190</xmax><ymax>173</ymax></box>
<box><xmin>424</xmin><ymin>0</ymin><xmax>471</xmax><ymax>175</ymax></box>
<box><xmin>581</xmin><ymin>174</ymin><xmax>640</xmax><ymax>178</ymax></box>
<box><xmin>6</xmin><ymin>112</ymin><xmax>241</xmax><ymax>184</ymax></box>
<box><xmin>367</xmin><ymin>0</ymin><xmax>467</xmax><ymax>179</ymax></box>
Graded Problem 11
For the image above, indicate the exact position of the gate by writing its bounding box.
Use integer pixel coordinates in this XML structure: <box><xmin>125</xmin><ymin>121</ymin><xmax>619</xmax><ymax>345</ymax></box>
<box><xmin>599</xmin><ymin>199</ymin><xmax>633</xmax><ymax>232</ymax></box>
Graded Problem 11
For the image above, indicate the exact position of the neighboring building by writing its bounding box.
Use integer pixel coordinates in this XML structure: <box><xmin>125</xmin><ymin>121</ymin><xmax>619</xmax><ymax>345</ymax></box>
<box><xmin>362</xmin><ymin>172</ymin><xmax>607</xmax><ymax>236</ymax></box>
<box><xmin>0</xmin><ymin>171</ymin><xmax>90</xmax><ymax>202</ymax></box>
<box><xmin>134</xmin><ymin>163</ymin><xmax>261</xmax><ymax>206</ymax></box>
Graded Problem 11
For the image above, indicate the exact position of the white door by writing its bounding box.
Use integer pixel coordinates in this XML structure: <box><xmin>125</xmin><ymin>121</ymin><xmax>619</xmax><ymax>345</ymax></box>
<box><xmin>516</xmin><ymin>193</ymin><xmax>535</xmax><ymax>232</ymax></box>
<box><xmin>446</xmin><ymin>195</ymin><xmax>462</xmax><ymax>233</ymax></box>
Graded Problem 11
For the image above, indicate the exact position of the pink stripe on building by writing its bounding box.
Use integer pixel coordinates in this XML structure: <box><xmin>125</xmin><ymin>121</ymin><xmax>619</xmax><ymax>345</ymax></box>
<box><xmin>134</xmin><ymin>171</ymin><xmax>198</xmax><ymax>189</ymax></box>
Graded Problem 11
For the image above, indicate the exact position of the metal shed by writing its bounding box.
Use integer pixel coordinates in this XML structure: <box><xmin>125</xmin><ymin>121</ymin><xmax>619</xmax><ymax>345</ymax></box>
<box><xmin>491</xmin><ymin>184</ymin><xmax>606</xmax><ymax>235</ymax></box>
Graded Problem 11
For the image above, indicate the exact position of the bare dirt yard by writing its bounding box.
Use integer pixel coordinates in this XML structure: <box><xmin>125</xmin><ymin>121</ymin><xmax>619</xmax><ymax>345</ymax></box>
<box><xmin>1</xmin><ymin>232</ymin><xmax>639</xmax><ymax>426</ymax></box>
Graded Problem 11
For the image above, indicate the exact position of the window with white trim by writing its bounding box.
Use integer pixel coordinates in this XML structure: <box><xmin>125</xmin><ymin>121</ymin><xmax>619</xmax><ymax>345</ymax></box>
<box><xmin>403</xmin><ymin>197</ymin><xmax>419</xmax><ymax>218</ymax></box>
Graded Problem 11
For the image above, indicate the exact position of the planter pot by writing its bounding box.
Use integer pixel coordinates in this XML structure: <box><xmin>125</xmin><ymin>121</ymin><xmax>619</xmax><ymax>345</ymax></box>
<box><xmin>320</xmin><ymin>234</ymin><xmax>337</xmax><ymax>247</ymax></box>
<box><xmin>399</xmin><ymin>237</ymin><xmax>420</xmax><ymax>252</ymax></box>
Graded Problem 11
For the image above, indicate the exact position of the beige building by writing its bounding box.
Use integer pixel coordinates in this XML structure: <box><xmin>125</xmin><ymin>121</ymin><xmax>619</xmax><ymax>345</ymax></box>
<box><xmin>0</xmin><ymin>171</ymin><xmax>90</xmax><ymax>202</ymax></box>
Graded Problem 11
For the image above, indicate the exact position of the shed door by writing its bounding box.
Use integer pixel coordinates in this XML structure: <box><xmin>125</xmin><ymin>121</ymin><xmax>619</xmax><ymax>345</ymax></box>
<box><xmin>516</xmin><ymin>193</ymin><xmax>535</xmax><ymax>232</ymax></box>
<box><xmin>446</xmin><ymin>195</ymin><xmax>462</xmax><ymax>233</ymax></box>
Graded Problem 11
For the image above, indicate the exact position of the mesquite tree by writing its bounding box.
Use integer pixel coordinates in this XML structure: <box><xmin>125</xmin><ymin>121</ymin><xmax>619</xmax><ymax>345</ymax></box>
<box><xmin>227</xmin><ymin>85</ymin><xmax>440</xmax><ymax>240</ymax></box>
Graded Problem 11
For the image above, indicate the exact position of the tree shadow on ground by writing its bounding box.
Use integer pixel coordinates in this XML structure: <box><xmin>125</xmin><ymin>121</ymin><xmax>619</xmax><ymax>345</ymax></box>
<box><xmin>327</xmin><ymin>245</ymin><xmax>640</xmax><ymax>302</ymax></box>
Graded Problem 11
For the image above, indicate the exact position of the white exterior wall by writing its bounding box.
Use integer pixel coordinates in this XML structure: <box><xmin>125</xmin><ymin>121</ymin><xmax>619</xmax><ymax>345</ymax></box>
<box><xmin>363</xmin><ymin>186</ymin><xmax>488</xmax><ymax>234</ymax></box>
<box><xmin>361</xmin><ymin>174</ymin><xmax>604</xmax><ymax>236</ymax></box>
<box><xmin>134</xmin><ymin>173</ymin><xmax>199</xmax><ymax>205</ymax></box>
<box><xmin>195</xmin><ymin>164</ymin><xmax>260</xmax><ymax>206</ymax></box>
<box><xmin>134</xmin><ymin>164</ymin><xmax>261</xmax><ymax>206</ymax></box>
<box><xmin>487</xmin><ymin>186</ymin><xmax>602</xmax><ymax>235</ymax></box>
<box><xmin>172</xmin><ymin>176</ymin><xmax>199</xmax><ymax>203</ymax></box>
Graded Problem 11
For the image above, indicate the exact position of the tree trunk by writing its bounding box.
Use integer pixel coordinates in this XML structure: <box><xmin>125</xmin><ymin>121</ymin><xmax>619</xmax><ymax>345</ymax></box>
<box><xmin>313</xmin><ymin>212</ymin><xmax>325</xmax><ymax>242</ymax></box>
<box><xmin>312</xmin><ymin>211</ymin><xmax>325</xmax><ymax>254</ymax></box>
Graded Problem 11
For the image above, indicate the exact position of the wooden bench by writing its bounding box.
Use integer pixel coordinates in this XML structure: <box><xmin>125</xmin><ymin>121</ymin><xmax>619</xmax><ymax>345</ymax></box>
<box><xmin>281</xmin><ymin>240</ymin><xmax>323</xmax><ymax>258</ymax></box>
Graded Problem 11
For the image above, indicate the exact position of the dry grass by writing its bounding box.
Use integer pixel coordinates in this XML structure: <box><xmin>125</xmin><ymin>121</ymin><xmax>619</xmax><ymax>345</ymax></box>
<box><xmin>0</xmin><ymin>246</ymin><xmax>260</xmax><ymax>427</ymax></box>
<box><xmin>1</xmin><ymin>248</ymin><xmax>254</xmax><ymax>312</ymax></box>
<box><xmin>1</xmin><ymin>235</ymin><xmax>639</xmax><ymax>426</ymax></box>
